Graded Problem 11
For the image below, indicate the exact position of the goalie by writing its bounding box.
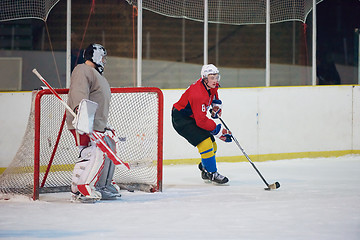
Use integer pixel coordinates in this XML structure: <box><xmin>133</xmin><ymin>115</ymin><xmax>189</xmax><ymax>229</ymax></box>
<box><xmin>171</xmin><ymin>64</ymin><xmax>232</xmax><ymax>184</ymax></box>
<box><xmin>66</xmin><ymin>43</ymin><xmax>121</xmax><ymax>202</ymax></box>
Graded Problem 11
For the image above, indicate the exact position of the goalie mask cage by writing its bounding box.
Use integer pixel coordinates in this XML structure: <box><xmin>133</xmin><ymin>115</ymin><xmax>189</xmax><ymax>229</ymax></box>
<box><xmin>0</xmin><ymin>87</ymin><xmax>163</xmax><ymax>200</ymax></box>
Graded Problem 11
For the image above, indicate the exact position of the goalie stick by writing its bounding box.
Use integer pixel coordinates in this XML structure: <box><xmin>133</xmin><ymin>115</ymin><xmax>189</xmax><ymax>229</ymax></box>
<box><xmin>32</xmin><ymin>68</ymin><xmax>130</xmax><ymax>169</ymax></box>
<box><xmin>219</xmin><ymin>117</ymin><xmax>280</xmax><ymax>191</ymax></box>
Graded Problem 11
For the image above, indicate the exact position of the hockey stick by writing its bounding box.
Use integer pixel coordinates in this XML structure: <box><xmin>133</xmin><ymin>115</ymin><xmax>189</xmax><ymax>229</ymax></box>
<box><xmin>219</xmin><ymin>117</ymin><xmax>280</xmax><ymax>190</ymax></box>
<box><xmin>32</xmin><ymin>68</ymin><xmax>130</xmax><ymax>169</ymax></box>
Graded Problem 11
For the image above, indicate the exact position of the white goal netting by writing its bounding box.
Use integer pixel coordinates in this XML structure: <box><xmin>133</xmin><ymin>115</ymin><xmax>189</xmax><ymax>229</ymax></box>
<box><xmin>127</xmin><ymin>0</ymin><xmax>323</xmax><ymax>25</ymax></box>
<box><xmin>1</xmin><ymin>0</ymin><xmax>324</xmax><ymax>25</ymax></box>
<box><xmin>0</xmin><ymin>0</ymin><xmax>60</xmax><ymax>22</ymax></box>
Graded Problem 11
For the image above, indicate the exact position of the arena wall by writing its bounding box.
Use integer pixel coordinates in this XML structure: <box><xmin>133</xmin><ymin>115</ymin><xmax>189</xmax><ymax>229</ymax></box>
<box><xmin>1</xmin><ymin>85</ymin><xmax>359</xmax><ymax>171</ymax></box>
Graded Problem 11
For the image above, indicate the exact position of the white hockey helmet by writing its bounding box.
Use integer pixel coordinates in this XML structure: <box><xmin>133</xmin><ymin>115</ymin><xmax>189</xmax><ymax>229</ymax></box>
<box><xmin>201</xmin><ymin>64</ymin><xmax>220</xmax><ymax>81</ymax></box>
<box><xmin>83</xmin><ymin>43</ymin><xmax>107</xmax><ymax>74</ymax></box>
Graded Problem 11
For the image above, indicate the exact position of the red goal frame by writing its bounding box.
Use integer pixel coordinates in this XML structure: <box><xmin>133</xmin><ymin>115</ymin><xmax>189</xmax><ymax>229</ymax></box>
<box><xmin>33</xmin><ymin>87</ymin><xmax>163</xmax><ymax>200</ymax></box>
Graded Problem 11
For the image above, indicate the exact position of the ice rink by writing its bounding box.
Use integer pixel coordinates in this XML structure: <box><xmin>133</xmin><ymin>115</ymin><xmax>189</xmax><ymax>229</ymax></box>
<box><xmin>0</xmin><ymin>155</ymin><xmax>359</xmax><ymax>239</ymax></box>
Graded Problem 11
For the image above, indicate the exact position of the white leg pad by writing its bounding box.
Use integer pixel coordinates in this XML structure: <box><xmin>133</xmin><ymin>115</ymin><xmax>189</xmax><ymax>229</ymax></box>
<box><xmin>71</xmin><ymin>143</ymin><xmax>105</xmax><ymax>199</ymax></box>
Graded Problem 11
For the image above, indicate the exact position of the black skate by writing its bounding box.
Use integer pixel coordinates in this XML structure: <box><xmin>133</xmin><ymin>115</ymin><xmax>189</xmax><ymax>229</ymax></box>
<box><xmin>198</xmin><ymin>162</ymin><xmax>210</xmax><ymax>181</ymax></box>
<box><xmin>207</xmin><ymin>171</ymin><xmax>229</xmax><ymax>184</ymax></box>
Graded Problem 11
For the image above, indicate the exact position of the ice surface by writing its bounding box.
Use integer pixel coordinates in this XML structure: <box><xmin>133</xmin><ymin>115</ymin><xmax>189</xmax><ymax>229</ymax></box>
<box><xmin>0</xmin><ymin>155</ymin><xmax>359</xmax><ymax>239</ymax></box>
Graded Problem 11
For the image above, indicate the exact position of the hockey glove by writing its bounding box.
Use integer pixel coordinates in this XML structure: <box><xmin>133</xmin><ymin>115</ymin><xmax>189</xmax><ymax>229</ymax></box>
<box><xmin>105</xmin><ymin>123</ymin><xmax>115</xmax><ymax>133</ymax></box>
<box><xmin>72</xmin><ymin>99</ymin><xmax>98</xmax><ymax>134</ymax></box>
<box><xmin>210</xmin><ymin>99</ymin><xmax>222</xmax><ymax>119</ymax></box>
<box><xmin>210</xmin><ymin>124</ymin><xmax>232</xmax><ymax>142</ymax></box>
<box><xmin>72</xmin><ymin>109</ymin><xmax>85</xmax><ymax>135</ymax></box>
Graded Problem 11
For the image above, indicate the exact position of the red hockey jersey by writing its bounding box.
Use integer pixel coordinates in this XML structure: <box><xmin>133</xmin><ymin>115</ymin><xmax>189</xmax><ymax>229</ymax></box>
<box><xmin>173</xmin><ymin>78</ymin><xmax>219</xmax><ymax>131</ymax></box>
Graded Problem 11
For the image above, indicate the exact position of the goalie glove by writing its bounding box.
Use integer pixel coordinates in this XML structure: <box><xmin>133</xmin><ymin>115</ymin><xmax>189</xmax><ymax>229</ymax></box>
<box><xmin>105</xmin><ymin>123</ymin><xmax>115</xmax><ymax>133</ymax></box>
<box><xmin>104</xmin><ymin>124</ymin><xmax>120</xmax><ymax>145</ymax></box>
<box><xmin>210</xmin><ymin>99</ymin><xmax>222</xmax><ymax>119</ymax></box>
<box><xmin>210</xmin><ymin>124</ymin><xmax>232</xmax><ymax>142</ymax></box>
<box><xmin>72</xmin><ymin>107</ymin><xmax>85</xmax><ymax>135</ymax></box>
<box><xmin>72</xmin><ymin>99</ymin><xmax>98</xmax><ymax>134</ymax></box>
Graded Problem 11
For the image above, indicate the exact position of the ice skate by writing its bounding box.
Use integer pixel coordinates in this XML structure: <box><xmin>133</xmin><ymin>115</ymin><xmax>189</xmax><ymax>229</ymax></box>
<box><xmin>198</xmin><ymin>162</ymin><xmax>210</xmax><ymax>182</ymax></box>
<box><xmin>104</xmin><ymin>181</ymin><xmax>121</xmax><ymax>198</ymax></box>
<box><xmin>97</xmin><ymin>187</ymin><xmax>118</xmax><ymax>200</ymax></box>
<box><xmin>71</xmin><ymin>191</ymin><xmax>101</xmax><ymax>203</ymax></box>
<box><xmin>207</xmin><ymin>171</ymin><xmax>229</xmax><ymax>184</ymax></box>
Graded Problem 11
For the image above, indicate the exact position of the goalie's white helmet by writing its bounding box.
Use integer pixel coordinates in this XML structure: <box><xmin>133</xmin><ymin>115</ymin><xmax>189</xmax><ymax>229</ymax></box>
<box><xmin>84</xmin><ymin>43</ymin><xmax>107</xmax><ymax>74</ymax></box>
<box><xmin>201</xmin><ymin>64</ymin><xmax>220</xmax><ymax>81</ymax></box>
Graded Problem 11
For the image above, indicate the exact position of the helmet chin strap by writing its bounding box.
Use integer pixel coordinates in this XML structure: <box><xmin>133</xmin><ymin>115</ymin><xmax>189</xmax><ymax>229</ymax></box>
<box><xmin>85</xmin><ymin>60</ymin><xmax>104</xmax><ymax>74</ymax></box>
<box><xmin>202</xmin><ymin>78</ymin><xmax>210</xmax><ymax>89</ymax></box>
<box><xmin>95</xmin><ymin>64</ymin><xmax>104</xmax><ymax>74</ymax></box>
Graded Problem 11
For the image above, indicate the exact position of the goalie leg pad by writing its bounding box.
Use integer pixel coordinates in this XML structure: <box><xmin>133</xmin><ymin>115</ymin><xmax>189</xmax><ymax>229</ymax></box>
<box><xmin>71</xmin><ymin>143</ymin><xmax>105</xmax><ymax>199</ymax></box>
<box><xmin>96</xmin><ymin>156</ymin><xmax>111</xmax><ymax>190</ymax></box>
<box><xmin>96</xmin><ymin>134</ymin><xmax>121</xmax><ymax>197</ymax></box>
<box><xmin>102</xmin><ymin>159</ymin><xmax>121</xmax><ymax>196</ymax></box>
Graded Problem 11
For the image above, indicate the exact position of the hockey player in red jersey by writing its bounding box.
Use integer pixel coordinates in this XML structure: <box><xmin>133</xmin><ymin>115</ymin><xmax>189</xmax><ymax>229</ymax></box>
<box><xmin>172</xmin><ymin>64</ymin><xmax>232</xmax><ymax>184</ymax></box>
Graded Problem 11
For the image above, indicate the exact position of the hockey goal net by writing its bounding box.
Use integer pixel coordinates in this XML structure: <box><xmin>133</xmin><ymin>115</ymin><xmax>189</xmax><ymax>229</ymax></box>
<box><xmin>0</xmin><ymin>88</ymin><xmax>163</xmax><ymax>200</ymax></box>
